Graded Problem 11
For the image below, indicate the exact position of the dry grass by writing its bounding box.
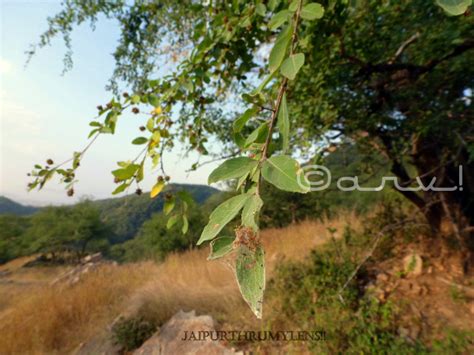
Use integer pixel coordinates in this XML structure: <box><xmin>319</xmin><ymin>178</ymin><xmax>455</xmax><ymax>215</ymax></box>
<box><xmin>0</xmin><ymin>216</ymin><xmax>356</xmax><ymax>354</ymax></box>
<box><xmin>0</xmin><ymin>263</ymin><xmax>157</xmax><ymax>354</ymax></box>
<box><xmin>128</xmin><ymin>216</ymin><xmax>357</xmax><ymax>327</ymax></box>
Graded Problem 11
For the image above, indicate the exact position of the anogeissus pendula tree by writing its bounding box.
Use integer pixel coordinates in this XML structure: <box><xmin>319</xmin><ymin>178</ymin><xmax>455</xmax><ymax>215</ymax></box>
<box><xmin>27</xmin><ymin>0</ymin><xmax>322</xmax><ymax>318</ymax></box>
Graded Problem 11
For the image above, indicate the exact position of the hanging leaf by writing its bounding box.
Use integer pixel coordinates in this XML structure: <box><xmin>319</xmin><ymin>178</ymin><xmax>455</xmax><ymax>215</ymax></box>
<box><xmin>261</xmin><ymin>155</ymin><xmax>310</xmax><ymax>193</ymax></box>
<box><xmin>436</xmin><ymin>0</ymin><xmax>471</xmax><ymax>15</ymax></box>
<box><xmin>150</xmin><ymin>180</ymin><xmax>165</xmax><ymax>198</ymax></box>
<box><xmin>208</xmin><ymin>157</ymin><xmax>258</xmax><ymax>184</ymax></box>
<box><xmin>182</xmin><ymin>215</ymin><xmax>189</xmax><ymax>234</ymax></box>
<box><xmin>236</xmin><ymin>245</ymin><xmax>265</xmax><ymax>319</ymax></box>
<box><xmin>166</xmin><ymin>214</ymin><xmax>179</xmax><ymax>229</ymax></box>
<box><xmin>241</xmin><ymin>194</ymin><xmax>263</xmax><ymax>231</ymax></box>
<box><xmin>277</xmin><ymin>93</ymin><xmax>290</xmax><ymax>152</ymax></box>
<box><xmin>112</xmin><ymin>183</ymin><xmax>129</xmax><ymax>195</ymax></box>
<box><xmin>197</xmin><ymin>194</ymin><xmax>251</xmax><ymax>245</ymax></box>
<box><xmin>268</xmin><ymin>10</ymin><xmax>290</xmax><ymax>30</ymax></box>
<box><xmin>301</xmin><ymin>3</ymin><xmax>324</xmax><ymax>20</ymax></box>
<box><xmin>269</xmin><ymin>25</ymin><xmax>293</xmax><ymax>72</ymax></box>
<box><xmin>233</xmin><ymin>107</ymin><xmax>259</xmax><ymax>133</ymax></box>
<box><xmin>163</xmin><ymin>196</ymin><xmax>175</xmax><ymax>215</ymax></box>
<box><xmin>280</xmin><ymin>53</ymin><xmax>305</xmax><ymax>80</ymax></box>
<box><xmin>208</xmin><ymin>236</ymin><xmax>235</xmax><ymax>260</ymax></box>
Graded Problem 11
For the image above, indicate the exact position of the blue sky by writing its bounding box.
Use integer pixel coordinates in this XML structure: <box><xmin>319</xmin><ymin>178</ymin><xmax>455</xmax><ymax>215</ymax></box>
<box><xmin>0</xmin><ymin>0</ymin><xmax>220</xmax><ymax>206</ymax></box>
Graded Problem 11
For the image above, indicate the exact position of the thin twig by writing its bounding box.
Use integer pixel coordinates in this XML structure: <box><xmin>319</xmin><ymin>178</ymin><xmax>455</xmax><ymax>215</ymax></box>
<box><xmin>389</xmin><ymin>32</ymin><xmax>420</xmax><ymax>64</ymax></box>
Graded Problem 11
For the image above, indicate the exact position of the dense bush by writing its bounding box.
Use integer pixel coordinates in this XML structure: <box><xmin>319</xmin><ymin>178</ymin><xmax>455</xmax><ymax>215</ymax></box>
<box><xmin>267</xmin><ymin>221</ymin><xmax>470</xmax><ymax>354</ymax></box>
<box><xmin>112</xmin><ymin>316</ymin><xmax>157</xmax><ymax>352</ymax></box>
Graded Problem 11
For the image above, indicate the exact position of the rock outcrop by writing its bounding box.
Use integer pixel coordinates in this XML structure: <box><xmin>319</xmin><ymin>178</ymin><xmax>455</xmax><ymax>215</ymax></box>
<box><xmin>134</xmin><ymin>310</ymin><xmax>239</xmax><ymax>355</ymax></box>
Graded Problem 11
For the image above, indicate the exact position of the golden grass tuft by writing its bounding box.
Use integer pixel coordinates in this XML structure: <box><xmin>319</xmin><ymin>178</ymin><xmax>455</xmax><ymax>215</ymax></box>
<box><xmin>0</xmin><ymin>262</ymin><xmax>157</xmax><ymax>354</ymax></box>
<box><xmin>0</xmin><ymin>216</ymin><xmax>356</xmax><ymax>354</ymax></box>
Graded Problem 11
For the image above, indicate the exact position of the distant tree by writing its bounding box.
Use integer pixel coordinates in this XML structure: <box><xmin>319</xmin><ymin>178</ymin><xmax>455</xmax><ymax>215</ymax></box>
<box><xmin>0</xmin><ymin>215</ymin><xmax>30</xmax><ymax>264</ymax></box>
<box><xmin>25</xmin><ymin>201</ymin><xmax>110</xmax><ymax>262</ymax></box>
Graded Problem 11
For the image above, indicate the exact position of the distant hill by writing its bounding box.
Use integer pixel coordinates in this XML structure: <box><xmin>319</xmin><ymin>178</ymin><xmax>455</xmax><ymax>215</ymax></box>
<box><xmin>0</xmin><ymin>197</ymin><xmax>39</xmax><ymax>216</ymax></box>
<box><xmin>0</xmin><ymin>183</ymin><xmax>218</xmax><ymax>243</ymax></box>
<box><xmin>94</xmin><ymin>183</ymin><xmax>218</xmax><ymax>243</ymax></box>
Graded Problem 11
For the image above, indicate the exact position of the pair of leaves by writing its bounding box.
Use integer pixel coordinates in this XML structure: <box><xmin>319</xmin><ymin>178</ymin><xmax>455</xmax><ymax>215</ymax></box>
<box><xmin>269</xmin><ymin>2</ymin><xmax>324</xmax><ymax>31</ymax></box>
<box><xmin>261</xmin><ymin>155</ymin><xmax>310</xmax><ymax>193</ymax></box>
<box><xmin>166</xmin><ymin>214</ymin><xmax>188</xmax><ymax>234</ymax></box>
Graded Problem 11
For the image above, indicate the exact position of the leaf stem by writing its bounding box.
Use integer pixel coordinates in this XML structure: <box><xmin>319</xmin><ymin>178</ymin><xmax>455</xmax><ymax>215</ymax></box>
<box><xmin>256</xmin><ymin>0</ymin><xmax>303</xmax><ymax>195</ymax></box>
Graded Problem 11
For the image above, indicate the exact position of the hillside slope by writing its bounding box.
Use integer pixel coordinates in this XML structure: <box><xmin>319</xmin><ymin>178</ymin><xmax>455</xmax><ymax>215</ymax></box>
<box><xmin>0</xmin><ymin>197</ymin><xmax>38</xmax><ymax>216</ymax></box>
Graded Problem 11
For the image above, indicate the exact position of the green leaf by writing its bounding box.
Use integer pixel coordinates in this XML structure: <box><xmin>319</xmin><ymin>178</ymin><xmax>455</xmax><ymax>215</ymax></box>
<box><xmin>208</xmin><ymin>157</ymin><xmax>258</xmax><ymax>184</ymax></box>
<box><xmin>233</xmin><ymin>107</ymin><xmax>259</xmax><ymax>133</ymax></box>
<box><xmin>436</xmin><ymin>0</ymin><xmax>471</xmax><ymax>15</ymax></box>
<box><xmin>112</xmin><ymin>164</ymin><xmax>140</xmax><ymax>180</ymax></box>
<box><xmin>163</xmin><ymin>197</ymin><xmax>175</xmax><ymax>215</ymax></box>
<box><xmin>289</xmin><ymin>0</ymin><xmax>299</xmax><ymax>12</ymax></box>
<box><xmin>280</xmin><ymin>53</ymin><xmax>305</xmax><ymax>80</ymax></box>
<box><xmin>277</xmin><ymin>93</ymin><xmax>290</xmax><ymax>152</ymax></box>
<box><xmin>261</xmin><ymin>155</ymin><xmax>310</xmax><ymax>193</ymax></box>
<box><xmin>268</xmin><ymin>0</ymin><xmax>281</xmax><ymax>11</ymax></box>
<box><xmin>131</xmin><ymin>95</ymin><xmax>140</xmax><ymax>104</ymax></box>
<box><xmin>167</xmin><ymin>214</ymin><xmax>179</xmax><ymax>229</ymax></box>
<box><xmin>242</xmin><ymin>194</ymin><xmax>263</xmax><ymax>231</ymax></box>
<box><xmin>245</xmin><ymin>122</ymin><xmax>269</xmax><ymax>147</ymax></box>
<box><xmin>256</xmin><ymin>3</ymin><xmax>266</xmax><ymax>16</ymax></box>
<box><xmin>112</xmin><ymin>183</ymin><xmax>129</xmax><ymax>195</ymax></box>
<box><xmin>268</xmin><ymin>10</ymin><xmax>290</xmax><ymax>30</ymax></box>
<box><xmin>136</xmin><ymin>164</ymin><xmax>144</xmax><ymax>182</ymax></box>
<box><xmin>132</xmin><ymin>137</ymin><xmax>148</xmax><ymax>145</ymax></box>
<box><xmin>236</xmin><ymin>245</ymin><xmax>265</xmax><ymax>319</ymax></box>
<box><xmin>197</xmin><ymin>194</ymin><xmax>251</xmax><ymax>245</ymax></box>
<box><xmin>300</xmin><ymin>3</ymin><xmax>324</xmax><ymax>20</ymax></box>
<box><xmin>146</xmin><ymin>118</ymin><xmax>155</xmax><ymax>132</ymax></box>
<box><xmin>182</xmin><ymin>215</ymin><xmax>189</xmax><ymax>234</ymax></box>
<box><xmin>208</xmin><ymin>236</ymin><xmax>235</xmax><ymax>260</ymax></box>
<box><xmin>148</xmin><ymin>94</ymin><xmax>159</xmax><ymax>107</ymax></box>
<box><xmin>269</xmin><ymin>25</ymin><xmax>292</xmax><ymax>72</ymax></box>
<box><xmin>250</xmin><ymin>72</ymin><xmax>276</xmax><ymax>96</ymax></box>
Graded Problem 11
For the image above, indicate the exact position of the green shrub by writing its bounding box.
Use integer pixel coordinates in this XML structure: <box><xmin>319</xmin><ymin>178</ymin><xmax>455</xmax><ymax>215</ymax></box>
<box><xmin>112</xmin><ymin>316</ymin><xmax>157</xmax><ymax>351</ymax></box>
<box><xmin>267</xmin><ymin>230</ymin><xmax>471</xmax><ymax>354</ymax></box>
